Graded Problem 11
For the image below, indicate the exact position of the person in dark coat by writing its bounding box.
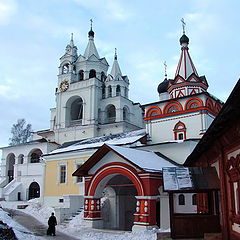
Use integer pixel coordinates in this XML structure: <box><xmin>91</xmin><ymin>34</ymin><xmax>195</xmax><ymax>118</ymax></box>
<box><xmin>47</xmin><ymin>212</ymin><xmax>57</xmax><ymax>236</ymax></box>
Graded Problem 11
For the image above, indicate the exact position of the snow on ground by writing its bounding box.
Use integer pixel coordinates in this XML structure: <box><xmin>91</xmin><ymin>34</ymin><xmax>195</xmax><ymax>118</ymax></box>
<box><xmin>0</xmin><ymin>206</ymin><xmax>45</xmax><ymax>240</ymax></box>
<box><xmin>0</xmin><ymin>199</ymin><xmax>168</xmax><ymax>240</ymax></box>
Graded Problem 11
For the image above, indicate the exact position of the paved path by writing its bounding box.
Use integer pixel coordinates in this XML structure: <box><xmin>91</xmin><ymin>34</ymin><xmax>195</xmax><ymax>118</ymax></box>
<box><xmin>4</xmin><ymin>208</ymin><xmax>79</xmax><ymax>240</ymax></box>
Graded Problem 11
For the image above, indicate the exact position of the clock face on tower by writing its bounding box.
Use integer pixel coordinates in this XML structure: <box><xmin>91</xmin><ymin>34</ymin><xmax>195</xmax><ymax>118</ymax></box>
<box><xmin>59</xmin><ymin>80</ymin><xmax>69</xmax><ymax>92</ymax></box>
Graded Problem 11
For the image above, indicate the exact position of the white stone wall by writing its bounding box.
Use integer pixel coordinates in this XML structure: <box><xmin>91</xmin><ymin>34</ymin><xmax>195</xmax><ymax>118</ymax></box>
<box><xmin>173</xmin><ymin>193</ymin><xmax>197</xmax><ymax>213</ymax></box>
<box><xmin>145</xmin><ymin>93</ymin><xmax>216</xmax><ymax>144</ymax></box>
<box><xmin>0</xmin><ymin>141</ymin><xmax>58</xmax><ymax>201</ymax></box>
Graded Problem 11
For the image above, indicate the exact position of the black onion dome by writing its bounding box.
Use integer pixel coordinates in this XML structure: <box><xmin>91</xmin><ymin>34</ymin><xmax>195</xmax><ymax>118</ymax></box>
<box><xmin>88</xmin><ymin>29</ymin><xmax>94</xmax><ymax>37</ymax></box>
<box><xmin>180</xmin><ymin>34</ymin><xmax>189</xmax><ymax>44</ymax></box>
<box><xmin>157</xmin><ymin>79</ymin><xmax>169</xmax><ymax>94</ymax></box>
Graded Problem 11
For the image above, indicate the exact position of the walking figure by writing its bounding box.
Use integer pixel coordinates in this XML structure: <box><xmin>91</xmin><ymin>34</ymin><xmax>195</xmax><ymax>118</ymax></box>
<box><xmin>47</xmin><ymin>212</ymin><xmax>57</xmax><ymax>236</ymax></box>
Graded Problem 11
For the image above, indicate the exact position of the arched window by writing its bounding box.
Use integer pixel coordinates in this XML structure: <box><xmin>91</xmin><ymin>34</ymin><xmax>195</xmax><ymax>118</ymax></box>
<box><xmin>123</xmin><ymin>107</ymin><xmax>129</xmax><ymax>121</ymax></box>
<box><xmin>124</xmin><ymin>87</ymin><xmax>128</xmax><ymax>98</ymax></box>
<box><xmin>106</xmin><ymin>105</ymin><xmax>116</xmax><ymax>123</ymax></box>
<box><xmin>108</xmin><ymin>86</ymin><xmax>112</xmax><ymax>97</ymax></box>
<box><xmin>30</xmin><ymin>149</ymin><xmax>42</xmax><ymax>163</ymax></box>
<box><xmin>116</xmin><ymin>85</ymin><xmax>121</xmax><ymax>96</ymax></box>
<box><xmin>18</xmin><ymin>154</ymin><xmax>24</xmax><ymax>164</ymax></box>
<box><xmin>178</xmin><ymin>133</ymin><xmax>184</xmax><ymax>140</ymax></box>
<box><xmin>173</xmin><ymin>121</ymin><xmax>187</xmax><ymax>140</ymax></box>
<box><xmin>79</xmin><ymin>70</ymin><xmax>84</xmax><ymax>81</ymax></box>
<box><xmin>178</xmin><ymin>194</ymin><xmax>185</xmax><ymax>205</ymax></box>
<box><xmin>192</xmin><ymin>194</ymin><xmax>197</xmax><ymax>205</ymax></box>
<box><xmin>70</xmin><ymin>98</ymin><xmax>83</xmax><ymax>124</ymax></box>
<box><xmin>101</xmin><ymin>72</ymin><xmax>106</xmax><ymax>82</ymax></box>
<box><xmin>102</xmin><ymin>85</ymin><xmax>106</xmax><ymax>99</ymax></box>
<box><xmin>73</xmin><ymin>65</ymin><xmax>76</xmax><ymax>74</ymax></box>
<box><xmin>89</xmin><ymin>69</ymin><xmax>96</xmax><ymax>78</ymax></box>
<box><xmin>7</xmin><ymin>153</ymin><xmax>15</xmax><ymax>183</ymax></box>
<box><xmin>62</xmin><ymin>63</ymin><xmax>69</xmax><ymax>74</ymax></box>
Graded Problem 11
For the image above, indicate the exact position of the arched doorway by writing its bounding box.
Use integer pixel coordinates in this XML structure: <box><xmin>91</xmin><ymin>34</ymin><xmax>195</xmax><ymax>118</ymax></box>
<box><xmin>28</xmin><ymin>182</ymin><xmax>40</xmax><ymax>200</ymax></box>
<box><xmin>101</xmin><ymin>174</ymin><xmax>137</xmax><ymax>231</ymax></box>
<box><xmin>7</xmin><ymin>153</ymin><xmax>15</xmax><ymax>183</ymax></box>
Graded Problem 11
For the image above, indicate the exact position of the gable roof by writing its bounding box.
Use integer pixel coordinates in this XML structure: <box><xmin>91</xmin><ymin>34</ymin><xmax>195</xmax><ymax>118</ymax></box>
<box><xmin>72</xmin><ymin>143</ymin><xmax>177</xmax><ymax>176</ymax></box>
<box><xmin>185</xmin><ymin>78</ymin><xmax>240</xmax><ymax>165</ymax></box>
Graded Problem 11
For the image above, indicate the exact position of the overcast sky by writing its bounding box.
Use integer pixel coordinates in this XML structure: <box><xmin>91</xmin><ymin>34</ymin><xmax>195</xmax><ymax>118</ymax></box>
<box><xmin>0</xmin><ymin>0</ymin><xmax>239</xmax><ymax>149</ymax></box>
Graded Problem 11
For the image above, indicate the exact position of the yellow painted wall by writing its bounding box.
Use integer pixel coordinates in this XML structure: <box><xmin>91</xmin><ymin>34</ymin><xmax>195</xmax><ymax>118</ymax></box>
<box><xmin>44</xmin><ymin>157</ymin><xmax>89</xmax><ymax>196</ymax></box>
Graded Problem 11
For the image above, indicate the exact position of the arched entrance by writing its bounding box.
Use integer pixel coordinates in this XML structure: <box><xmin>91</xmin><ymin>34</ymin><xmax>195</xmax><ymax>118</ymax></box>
<box><xmin>73</xmin><ymin>144</ymin><xmax>164</xmax><ymax>230</ymax></box>
<box><xmin>7</xmin><ymin>153</ymin><xmax>15</xmax><ymax>183</ymax></box>
<box><xmin>28</xmin><ymin>182</ymin><xmax>40</xmax><ymax>200</ymax></box>
<box><xmin>101</xmin><ymin>174</ymin><xmax>137</xmax><ymax>231</ymax></box>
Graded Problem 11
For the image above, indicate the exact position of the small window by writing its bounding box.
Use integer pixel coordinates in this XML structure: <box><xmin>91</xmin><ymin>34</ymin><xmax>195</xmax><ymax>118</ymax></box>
<box><xmin>123</xmin><ymin>107</ymin><xmax>129</xmax><ymax>121</ymax></box>
<box><xmin>178</xmin><ymin>194</ymin><xmax>185</xmax><ymax>205</ymax></box>
<box><xmin>178</xmin><ymin>133</ymin><xmax>184</xmax><ymax>140</ymax></box>
<box><xmin>60</xmin><ymin>165</ymin><xmax>66</xmax><ymax>183</ymax></box>
<box><xmin>124</xmin><ymin>87</ymin><xmax>128</xmax><ymax>97</ymax></box>
<box><xmin>101</xmin><ymin>72</ymin><xmax>106</xmax><ymax>81</ymax></box>
<box><xmin>73</xmin><ymin>65</ymin><xmax>76</xmax><ymax>74</ymax></box>
<box><xmin>89</xmin><ymin>69</ymin><xmax>96</xmax><ymax>78</ymax></box>
<box><xmin>192</xmin><ymin>194</ymin><xmax>197</xmax><ymax>205</ymax></box>
<box><xmin>62</xmin><ymin>63</ymin><xmax>69</xmax><ymax>74</ymax></box>
<box><xmin>102</xmin><ymin>85</ymin><xmax>106</xmax><ymax>99</ymax></box>
<box><xmin>116</xmin><ymin>85</ymin><xmax>121</xmax><ymax>96</ymax></box>
<box><xmin>108</xmin><ymin>86</ymin><xmax>112</xmax><ymax>97</ymax></box>
<box><xmin>106</xmin><ymin>105</ymin><xmax>116</xmax><ymax>123</ymax></box>
<box><xmin>59</xmin><ymin>199</ymin><xmax>64</xmax><ymax>203</ymax></box>
<box><xmin>79</xmin><ymin>70</ymin><xmax>84</xmax><ymax>81</ymax></box>
<box><xmin>18</xmin><ymin>154</ymin><xmax>24</xmax><ymax>164</ymax></box>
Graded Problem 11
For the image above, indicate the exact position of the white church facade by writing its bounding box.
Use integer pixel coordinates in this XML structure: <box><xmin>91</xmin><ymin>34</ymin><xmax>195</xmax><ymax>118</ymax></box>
<box><xmin>0</xmin><ymin>23</ymin><xmax>223</xmax><ymax>232</ymax></box>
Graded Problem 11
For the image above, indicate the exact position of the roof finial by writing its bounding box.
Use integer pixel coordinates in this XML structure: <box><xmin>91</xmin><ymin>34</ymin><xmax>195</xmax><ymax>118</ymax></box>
<box><xmin>71</xmin><ymin>33</ymin><xmax>73</xmax><ymax>41</ymax></box>
<box><xmin>88</xmin><ymin>19</ymin><xmax>95</xmax><ymax>38</ymax></box>
<box><xmin>181</xmin><ymin>18</ymin><xmax>186</xmax><ymax>34</ymax></box>
<box><xmin>114</xmin><ymin>48</ymin><xmax>117</xmax><ymax>60</ymax></box>
<box><xmin>164</xmin><ymin>61</ymin><xmax>167</xmax><ymax>79</ymax></box>
<box><xmin>90</xmin><ymin>19</ymin><xmax>93</xmax><ymax>30</ymax></box>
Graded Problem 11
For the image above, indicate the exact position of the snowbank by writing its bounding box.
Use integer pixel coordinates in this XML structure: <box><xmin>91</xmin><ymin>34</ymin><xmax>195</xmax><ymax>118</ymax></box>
<box><xmin>0</xmin><ymin>207</ymin><xmax>45</xmax><ymax>240</ymax></box>
<box><xmin>0</xmin><ymin>199</ymin><xmax>160</xmax><ymax>240</ymax></box>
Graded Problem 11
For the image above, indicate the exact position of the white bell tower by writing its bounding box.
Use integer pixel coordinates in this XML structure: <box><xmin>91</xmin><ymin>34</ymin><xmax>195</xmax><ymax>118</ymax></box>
<box><xmin>49</xmin><ymin>22</ymin><xmax>144</xmax><ymax>144</ymax></box>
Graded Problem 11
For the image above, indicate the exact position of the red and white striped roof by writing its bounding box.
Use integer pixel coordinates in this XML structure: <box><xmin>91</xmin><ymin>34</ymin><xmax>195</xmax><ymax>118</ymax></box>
<box><xmin>175</xmin><ymin>39</ymin><xmax>198</xmax><ymax>80</ymax></box>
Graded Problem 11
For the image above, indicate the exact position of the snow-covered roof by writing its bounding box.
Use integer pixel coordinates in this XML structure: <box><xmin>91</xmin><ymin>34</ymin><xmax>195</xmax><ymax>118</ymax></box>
<box><xmin>106</xmin><ymin>144</ymin><xmax>177</xmax><ymax>172</ymax></box>
<box><xmin>46</xmin><ymin>129</ymin><xmax>147</xmax><ymax>156</ymax></box>
<box><xmin>73</xmin><ymin>143</ymin><xmax>178</xmax><ymax>176</ymax></box>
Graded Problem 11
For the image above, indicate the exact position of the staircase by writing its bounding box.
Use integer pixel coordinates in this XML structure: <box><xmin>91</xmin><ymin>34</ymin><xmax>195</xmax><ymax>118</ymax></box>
<box><xmin>61</xmin><ymin>206</ymin><xmax>84</xmax><ymax>226</ymax></box>
<box><xmin>2</xmin><ymin>179</ymin><xmax>22</xmax><ymax>201</ymax></box>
